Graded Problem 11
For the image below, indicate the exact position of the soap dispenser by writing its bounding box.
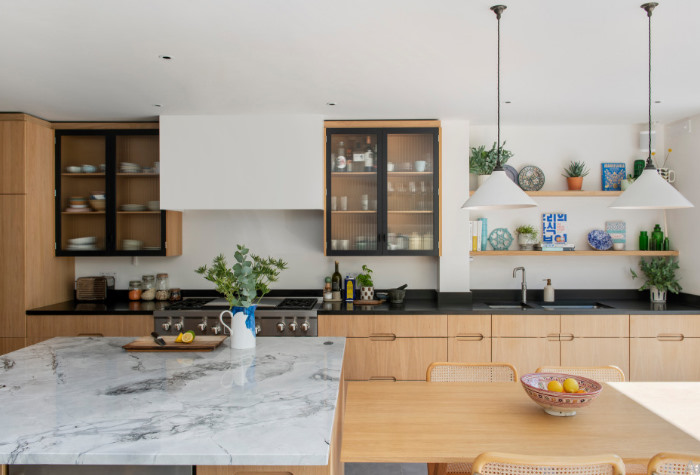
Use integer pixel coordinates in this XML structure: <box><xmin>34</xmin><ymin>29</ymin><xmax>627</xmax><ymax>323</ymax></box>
<box><xmin>543</xmin><ymin>279</ymin><xmax>555</xmax><ymax>302</ymax></box>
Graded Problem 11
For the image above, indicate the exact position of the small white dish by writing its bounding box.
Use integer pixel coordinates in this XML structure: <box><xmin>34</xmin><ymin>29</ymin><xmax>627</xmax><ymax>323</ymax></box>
<box><xmin>612</xmin><ymin>243</ymin><xmax>625</xmax><ymax>251</ymax></box>
<box><xmin>81</xmin><ymin>164</ymin><xmax>97</xmax><ymax>173</ymax></box>
<box><xmin>69</xmin><ymin>236</ymin><xmax>96</xmax><ymax>245</ymax></box>
<box><xmin>66</xmin><ymin>166</ymin><xmax>82</xmax><ymax>173</ymax></box>
<box><xmin>147</xmin><ymin>201</ymin><xmax>160</xmax><ymax>211</ymax></box>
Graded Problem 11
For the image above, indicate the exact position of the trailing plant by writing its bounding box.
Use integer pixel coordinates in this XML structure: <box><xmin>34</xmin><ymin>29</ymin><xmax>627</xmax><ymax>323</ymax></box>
<box><xmin>469</xmin><ymin>141</ymin><xmax>513</xmax><ymax>175</ymax></box>
<box><xmin>630</xmin><ymin>257</ymin><xmax>682</xmax><ymax>294</ymax></box>
<box><xmin>195</xmin><ymin>244</ymin><xmax>288</xmax><ymax>308</ymax></box>
<box><xmin>357</xmin><ymin>264</ymin><xmax>374</xmax><ymax>288</ymax></box>
<box><xmin>562</xmin><ymin>160</ymin><xmax>590</xmax><ymax>178</ymax></box>
<box><xmin>515</xmin><ymin>225</ymin><xmax>538</xmax><ymax>237</ymax></box>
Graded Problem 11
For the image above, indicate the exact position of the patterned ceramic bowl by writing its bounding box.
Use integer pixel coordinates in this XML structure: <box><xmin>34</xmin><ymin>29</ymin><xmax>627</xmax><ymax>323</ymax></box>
<box><xmin>520</xmin><ymin>373</ymin><xmax>603</xmax><ymax>417</ymax></box>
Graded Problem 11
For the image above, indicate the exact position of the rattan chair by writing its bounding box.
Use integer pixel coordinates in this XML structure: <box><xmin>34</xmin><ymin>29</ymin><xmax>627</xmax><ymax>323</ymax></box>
<box><xmin>427</xmin><ymin>362</ymin><xmax>518</xmax><ymax>383</ymax></box>
<box><xmin>648</xmin><ymin>452</ymin><xmax>700</xmax><ymax>475</ymax></box>
<box><xmin>472</xmin><ymin>452</ymin><xmax>625</xmax><ymax>475</ymax></box>
<box><xmin>535</xmin><ymin>365</ymin><xmax>626</xmax><ymax>382</ymax></box>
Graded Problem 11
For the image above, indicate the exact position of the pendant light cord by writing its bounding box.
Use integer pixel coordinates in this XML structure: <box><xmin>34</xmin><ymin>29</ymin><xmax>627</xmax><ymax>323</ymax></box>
<box><xmin>491</xmin><ymin>5</ymin><xmax>506</xmax><ymax>170</ymax></box>
<box><xmin>642</xmin><ymin>2</ymin><xmax>658</xmax><ymax>169</ymax></box>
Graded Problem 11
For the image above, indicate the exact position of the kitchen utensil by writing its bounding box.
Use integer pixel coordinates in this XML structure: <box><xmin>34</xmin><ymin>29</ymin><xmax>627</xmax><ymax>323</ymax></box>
<box><xmin>353</xmin><ymin>299</ymin><xmax>383</xmax><ymax>305</ymax></box>
<box><xmin>395</xmin><ymin>284</ymin><xmax>408</xmax><ymax>290</ymax></box>
<box><xmin>387</xmin><ymin>287</ymin><xmax>406</xmax><ymax>303</ymax></box>
<box><xmin>151</xmin><ymin>331</ymin><xmax>166</xmax><ymax>346</ymax></box>
<box><xmin>122</xmin><ymin>335</ymin><xmax>227</xmax><ymax>352</ymax></box>
<box><xmin>520</xmin><ymin>372</ymin><xmax>602</xmax><ymax>416</ymax></box>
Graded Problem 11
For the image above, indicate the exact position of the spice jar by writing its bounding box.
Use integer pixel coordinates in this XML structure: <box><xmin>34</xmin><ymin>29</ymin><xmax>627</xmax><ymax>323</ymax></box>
<box><xmin>169</xmin><ymin>288</ymin><xmax>182</xmax><ymax>301</ymax></box>
<box><xmin>128</xmin><ymin>280</ymin><xmax>142</xmax><ymax>301</ymax></box>
<box><xmin>141</xmin><ymin>275</ymin><xmax>156</xmax><ymax>301</ymax></box>
<box><xmin>155</xmin><ymin>273</ymin><xmax>170</xmax><ymax>301</ymax></box>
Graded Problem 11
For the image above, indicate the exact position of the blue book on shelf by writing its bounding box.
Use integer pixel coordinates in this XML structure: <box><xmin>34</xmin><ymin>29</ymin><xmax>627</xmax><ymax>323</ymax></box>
<box><xmin>480</xmin><ymin>218</ymin><xmax>488</xmax><ymax>251</ymax></box>
<box><xmin>542</xmin><ymin>213</ymin><xmax>568</xmax><ymax>244</ymax></box>
<box><xmin>602</xmin><ymin>163</ymin><xmax>626</xmax><ymax>191</ymax></box>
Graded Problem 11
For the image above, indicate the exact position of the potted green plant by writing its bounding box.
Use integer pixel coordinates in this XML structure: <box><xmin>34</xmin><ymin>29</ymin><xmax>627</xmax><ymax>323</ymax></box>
<box><xmin>515</xmin><ymin>225</ymin><xmax>539</xmax><ymax>250</ymax></box>
<box><xmin>562</xmin><ymin>160</ymin><xmax>590</xmax><ymax>191</ymax></box>
<box><xmin>196</xmin><ymin>244</ymin><xmax>287</xmax><ymax>348</ymax></box>
<box><xmin>357</xmin><ymin>264</ymin><xmax>375</xmax><ymax>301</ymax></box>
<box><xmin>630</xmin><ymin>257</ymin><xmax>682</xmax><ymax>303</ymax></box>
<box><xmin>470</xmin><ymin>141</ymin><xmax>513</xmax><ymax>188</ymax></box>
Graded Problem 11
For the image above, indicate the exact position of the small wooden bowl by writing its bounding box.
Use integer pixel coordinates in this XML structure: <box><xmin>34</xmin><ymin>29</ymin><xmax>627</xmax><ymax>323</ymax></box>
<box><xmin>89</xmin><ymin>199</ymin><xmax>106</xmax><ymax>211</ymax></box>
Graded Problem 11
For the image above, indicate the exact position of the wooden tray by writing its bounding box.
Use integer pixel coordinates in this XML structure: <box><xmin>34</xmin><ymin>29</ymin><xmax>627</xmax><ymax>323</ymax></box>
<box><xmin>123</xmin><ymin>335</ymin><xmax>227</xmax><ymax>352</ymax></box>
<box><xmin>353</xmin><ymin>300</ymin><xmax>384</xmax><ymax>305</ymax></box>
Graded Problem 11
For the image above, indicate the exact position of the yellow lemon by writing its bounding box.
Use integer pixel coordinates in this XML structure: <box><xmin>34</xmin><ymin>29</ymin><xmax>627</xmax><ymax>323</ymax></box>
<box><xmin>563</xmin><ymin>378</ymin><xmax>580</xmax><ymax>393</ymax></box>
<box><xmin>175</xmin><ymin>332</ymin><xmax>183</xmax><ymax>343</ymax></box>
<box><xmin>547</xmin><ymin>380</ymin><xmax>563</xmax><ymax>392</ymax></box>
<box><xmin>182</xmin><ymin>331</ymin><xmax>195</xmax><ymax>344</ymax></box>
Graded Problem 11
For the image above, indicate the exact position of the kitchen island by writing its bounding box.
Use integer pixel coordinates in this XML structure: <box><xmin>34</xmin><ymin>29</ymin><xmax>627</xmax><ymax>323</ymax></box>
<box><xmin>0</xmin><ymin>337</ymin><xmax>345</xmax><ymax>474</ymax></box>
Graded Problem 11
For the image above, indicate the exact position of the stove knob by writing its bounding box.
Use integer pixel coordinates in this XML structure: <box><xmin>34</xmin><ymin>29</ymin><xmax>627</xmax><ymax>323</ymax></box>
<box><xmin>255</xmin><ymin>324</ymin><xmax>262</xmax><ymax>335</ymax></box>
<box><xmin>161</xmin><ymin>322</ymin><xmax>171</xmax><ymax>331</ymax></box>
<box><xmin>289</xmin><ymin>321</ymin><xmax>298</xmax><ymax>332</ymax></box>
<box><xmin>173</xmin><ymin>321</ymin><xmax>184</xmax><ymax>332</ymax></box>
<box><xmin>198</xmin><ymin>322</ymin><xmax>207</xmax><ymax>332</ymax></box>
<box><xmin>276</xmin><ymin>322</ymin><xmax>286</xmax><ymax>333</ymax></box>
<box><xmin>212</xmin><ymin>325</ymin><xmax>221</xmax><ymax>335</ymax></box>
<box><xmin>301</xmin><ymin>321</ymin><xmax>310</xmax><ymax>333</ymax></box>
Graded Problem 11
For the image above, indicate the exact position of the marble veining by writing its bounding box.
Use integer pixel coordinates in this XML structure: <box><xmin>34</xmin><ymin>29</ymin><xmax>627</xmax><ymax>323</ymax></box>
<box><xmin>0</xmin><ymin>337</ymin><xmax>345</xmax><ymax>466</ymax></box>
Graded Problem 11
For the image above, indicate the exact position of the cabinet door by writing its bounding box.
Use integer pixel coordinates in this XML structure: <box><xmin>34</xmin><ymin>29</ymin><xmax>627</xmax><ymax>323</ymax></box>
<box><xmin>344</xmin><ymin>337</ymin><xmax>447</xmax><ymax>381</ymax></box>
<box><xmin>0</xmin><ymin>195</ymin><xmax>26</xmax><ymax>338</ymax></box>
<box><xmin>448</xmin><ymin>315</ymin><xmax>491</xmax><ymax>362</ymax></box>
<box><xmin>560</xmin><ymin>338</ymin><xmax>629</xmax><ymax>379</ymax></box>
<box><xmin>492</xmin><ymin>314</ymin><xmax>560</xmax><ymax>338</ymax></box>
<box><xmin>492</xmin><ymin>337</ymin><xmax>560</xmax><ymax>376</ymax></box>
<box><xmin>0</xmin><ymin>119</ymin><xmax>25</xmax><ymax>193</ymax></box>
<box><xmin>0</xmin><ymin>338</ymin><xmax>25</xmax><ymax>355</ymax></box>
<box><xmin>318</xmin><ymin>314</ymin><xmax>446</xmax><ymax>338</ymax></box>
<box><xmin>630</xmin><ymin>337</ymin><xmax>700</xmax><ymax>381</ymax></box>
<box><xmin>27</xmin><ymin>314</ymin><xmax>153</xmax><ymax>339</ymax></box>
<box><xmin>561</xmin><ymin>314</ymin><xmax>629</xmax><ymax>338</ymax></box>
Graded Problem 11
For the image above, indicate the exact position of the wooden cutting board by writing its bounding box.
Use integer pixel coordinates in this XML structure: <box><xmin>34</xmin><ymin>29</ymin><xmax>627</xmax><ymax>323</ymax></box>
<box><xmin>353</xmin><ymin>300</ymin><xmax>384</xmax><ymax>305</ymax></box>
<box><xmin>122</xmin><ymin>335</ymin><xmax>227</xmax><ymax>352</ymax></box>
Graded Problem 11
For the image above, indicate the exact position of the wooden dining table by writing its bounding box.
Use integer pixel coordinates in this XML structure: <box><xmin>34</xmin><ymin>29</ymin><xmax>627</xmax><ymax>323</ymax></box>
<box><xmin>341</xmin><ymin>381</ymin><xmax>700</xmax><ymax>469</ymax></box>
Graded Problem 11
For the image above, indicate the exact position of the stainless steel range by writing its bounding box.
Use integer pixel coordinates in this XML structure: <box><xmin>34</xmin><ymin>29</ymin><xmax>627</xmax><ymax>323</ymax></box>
<box><xmin>153</xmin><ymin>297</ymin><xmax>320</xmax><ymax>337</ymax></box>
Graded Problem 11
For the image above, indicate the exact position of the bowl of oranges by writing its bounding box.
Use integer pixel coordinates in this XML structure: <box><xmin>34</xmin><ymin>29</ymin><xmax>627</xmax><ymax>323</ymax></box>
<box><xmin>520</xmin><ymin>373</ymin><xmax>603</xmax><ymax>416</ymax></box>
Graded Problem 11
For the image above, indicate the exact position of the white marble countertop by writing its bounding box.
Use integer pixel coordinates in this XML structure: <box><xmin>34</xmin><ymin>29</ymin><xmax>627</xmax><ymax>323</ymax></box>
<box><xmin>0</xmin><ymin>336</ymin><xmax>345</xmax><ymax>466</ymax></box>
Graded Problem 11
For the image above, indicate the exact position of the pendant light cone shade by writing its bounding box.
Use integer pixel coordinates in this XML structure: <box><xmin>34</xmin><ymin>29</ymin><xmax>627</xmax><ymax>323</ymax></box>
<box><xmin>610</xmin><ymin>168</ymin><xmax>693</xmax><ymax>209</ymax></box>
<box><xmin>462</xmin><ymin>169</ymin><xmax>537</xmax><ymax>210</ymax></box>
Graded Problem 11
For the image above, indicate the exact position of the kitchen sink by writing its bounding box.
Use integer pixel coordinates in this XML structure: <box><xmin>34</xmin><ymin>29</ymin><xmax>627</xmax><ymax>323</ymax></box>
<box><xmin>486</xmin><ymin>302</ymin><xmax>533</xmax><ymax>309</ymax></box>
<box><xmin>540</xmin><ymin>302</ymin><xmax>612</xmax><ymax>310</ymax></box>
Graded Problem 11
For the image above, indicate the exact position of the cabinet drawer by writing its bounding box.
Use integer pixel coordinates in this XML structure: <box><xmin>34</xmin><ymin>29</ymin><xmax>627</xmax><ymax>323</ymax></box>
<box><xmin>318</xmin><ymin>314</ymin><xmax>446</xmax><ymax>338</ymax></box>
<box><xmin>630</xmin><ymin>337</ymin><xmax>700</xmax><ymax>381</ymax></box>
<box><xmin>448</xmin><ymin>336</ymin><xmax>491</xmax><ymax>363</ymax></box>
<box><xmin>561</xmin><ymin>314</ymin><xmax>629</xmax><ymax>338</ymax></box>
<box><xmin>27</xmin><ymin>314</ymin><xmax>153</xmax><ymax>338</ymax></box>
<box><xmin>630</xmin><ymin>314</ymin><xmax>700</xmax><ymax>338</ymax></box>
<box><xmin>492</xmin><ymin>314</ymin><xmax>559</xmax><ymax>338</ymax></box>
<box><xmin>492</xmin><ymin>337</ymin><xmax>560</xmax><ymax>376</ymax></box>
<box><xmin>447</xmin><ymin>315</ymin><xmax>491</xmax><ymax>338</ymax></box>
<box><xmin>561</xmin><ymin>338</ymin><xmax>629</xmax><ymax>379</ymax></box>
<box><xmin>344</xmin><ymin>337</ymin><xmax>447</xmax><ymax>381</ymax></box>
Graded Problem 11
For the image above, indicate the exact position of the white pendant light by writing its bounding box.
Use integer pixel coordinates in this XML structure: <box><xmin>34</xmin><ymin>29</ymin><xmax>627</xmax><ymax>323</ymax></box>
<box><xmin>610</xmin><ymin>3</ymin><xmax>693</xmax><ymax>210</ymax></box>
<box><xmin>461</xmin><ymin>5</ymin><xmax>537</xmax><ymax>210</ymax></box>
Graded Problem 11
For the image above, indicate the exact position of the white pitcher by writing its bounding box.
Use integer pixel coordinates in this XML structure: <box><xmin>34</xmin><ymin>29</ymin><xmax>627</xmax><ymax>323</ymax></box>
<box><xmin>219</xmin><ymin>309</ymin><xmax>256</xmax><ymax>349</ymax></box>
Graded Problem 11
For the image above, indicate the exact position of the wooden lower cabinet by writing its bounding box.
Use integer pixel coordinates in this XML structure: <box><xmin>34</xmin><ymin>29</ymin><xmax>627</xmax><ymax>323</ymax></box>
<box><xmin>344</xmin><ymin>337</ymin><xmax>447</xmax><ymax>381</ymax></box>
<box><xmin>26</xmin><ymin>314</ymin><xmax>153</xmax><ymax>343</ymax></box>
<box><xmin>491</xmin><ymin>337</ymin><xmax>560</xmax><ymax>376</ymax></box>
<box><xmin>447</xmin><ymin>315</ymin><xmax>491</xmax><ymax>363</ymax></box>
<box><xmin>561</xmin><ymin>338</ymin><xmax>630</xmax><ymax>379</ymax></box>
<box><xmin>0</xmin><ymin>337</ymin><xmax>25</xmax><ymax>355</ymax></box>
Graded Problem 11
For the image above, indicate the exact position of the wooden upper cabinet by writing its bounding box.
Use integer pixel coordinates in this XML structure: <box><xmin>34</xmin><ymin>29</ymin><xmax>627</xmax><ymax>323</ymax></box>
<box><xmin>0</xmin><ymin>119</ymin><xmax>26</xmax><ymax>194</ymax></box>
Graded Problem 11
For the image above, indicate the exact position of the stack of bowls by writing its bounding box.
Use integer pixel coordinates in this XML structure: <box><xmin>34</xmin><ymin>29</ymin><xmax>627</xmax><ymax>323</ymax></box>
<box><xmin>67</xmin><ymin>236</ymin><xmax>97</xmax><ymax>251</ymax></box>
<box><xmin>120</xmin><ymin>162</ymin><xmax>141</xmax><ymax>173</ymax></box>
<box><xmin>89</xmin><ymin>191</ymin><xmax>106</xmax><ymax>211</ymax></box>
<box><xmin>122</xmin><ymin>239</ymin><xmax>143</xmax><ymax>251</ymax></box>
<box><xmin>66</xmin><ymin>196</ymin><xmax>90</xmax><ymax>213</ymax></box>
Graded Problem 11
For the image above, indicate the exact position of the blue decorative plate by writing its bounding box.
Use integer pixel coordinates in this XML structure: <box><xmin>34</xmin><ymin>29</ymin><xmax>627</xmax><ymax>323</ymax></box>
<box><xmin>488</xmin><ymin>228</ymin><xmax>514</xmax><ymax>251</ymax></box>
<box><xmin>504</xmin><ymin>165</ymin><xmax>518</xmax><ymax>183</ymax></box>
<box><xmin>587</xmin><ymin>230</ymin><xmax>613</xmax><ymax>251</ymax></box>
<box><xmin>518</xmin><ymin>165</ymin><xmax>545</xmax><ymax>191</ymax></box>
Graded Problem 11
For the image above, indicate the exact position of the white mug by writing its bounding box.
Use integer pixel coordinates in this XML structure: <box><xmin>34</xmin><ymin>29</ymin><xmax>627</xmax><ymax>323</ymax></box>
<box><xmin>340</xmin><ymin>196</ymin><xmax>348</xmax><ymax>211</ymax></box>
<box><xmin>387</xmin><ymin>162</ymin><xmax>395</xmax><ymax>172</ymax></box>
<box><xmin>331</xmin><ymin>239</ymin><xmax>338</xmax><ymax>250</ymax></box>
<box><xmin>331</xmin><ymin>196</ymin><xmax>337</xmax><ymax>211</ymax></box>
<box><xmin>414</xmin><ymin>160</ymin><xmax>427</xmax><ymax>172</ymax></box>
<box><xmin>340</xmin><ymin>239</ymin><xmax>349</xmax><ymax>250</ymax></box>
<box><xmin>219</xmin><ymin>310</ymin><xmax>255</xmax><ymax>349</ymax></box>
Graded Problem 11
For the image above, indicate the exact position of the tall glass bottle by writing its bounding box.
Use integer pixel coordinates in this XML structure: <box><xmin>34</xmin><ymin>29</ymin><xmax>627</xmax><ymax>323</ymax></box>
<box><xmin>332</xmin><ymin>261</ymin><xmax>342</xmax><ymax>292</ymax></box>
<box><xmin>364</xmin><ymin>136</ymin><xmax>374</xmax><ymax>172</ymax></box>
<box><xmin>336</xmin><ymin>141</ymin><xmax>346</xmax><ymax>172</ymax></box>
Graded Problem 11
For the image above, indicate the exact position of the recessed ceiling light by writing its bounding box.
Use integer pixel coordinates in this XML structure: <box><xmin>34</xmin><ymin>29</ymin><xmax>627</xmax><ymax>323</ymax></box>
<box><xmin>158</xmin><ymin>55</ymin><xmax>172</xmax><ymax>60</ymax></box>
<box><xmin>655</xmin><ymin>100</ymin><xmax>661</xmax><ymax>103</ymax></box>
<box><xmin>504</xmin><ymin>101</ymin><xmax>511</xmax><ymax>104</ymax></box>
<box><xmin>153</xmin><ymin>104</ymin><xmax>163</xmax><ymax>108</ymax></box>
<box><xmin>326</xmin><ymin>102</ymin><xmax>336</xmax><ymax>106</ymax></box>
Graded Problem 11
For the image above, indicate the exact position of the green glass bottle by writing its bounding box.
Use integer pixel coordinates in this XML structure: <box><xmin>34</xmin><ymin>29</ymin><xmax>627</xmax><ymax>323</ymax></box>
<box><xmin>639</xmin><ymin>231</ymin><xmax>648</xmax><ymax>251</ymax></box>
<box><xmin>651</xmin><ymin>224</ymin><xmax>664</xmax><ymax>251</ymax></box>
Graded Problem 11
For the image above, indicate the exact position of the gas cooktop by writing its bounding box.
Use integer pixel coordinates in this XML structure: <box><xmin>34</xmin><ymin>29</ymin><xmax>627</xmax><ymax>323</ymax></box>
<box><xmin>166</xmin><ymin>297</ymin><xmax>321</xmax><ymax>311</ymax></box>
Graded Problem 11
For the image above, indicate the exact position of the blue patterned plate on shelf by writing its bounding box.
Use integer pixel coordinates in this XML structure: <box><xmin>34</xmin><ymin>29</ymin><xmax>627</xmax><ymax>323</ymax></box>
<box><xmin>504</xmin><ymin>165</ymin><xmax>518</xmax><ymax>184</ymax></box>
<box><xmin>488</xmin><ymin>228</ymin><xmax>514</xmax><ymax>251</ymax></box>
<box><xmin>587</xmin><ymin>229</ymin><xmax>613</xmax><ymax>251</ymax></box>
<box><xmin>518</xmin><ymin>165</ymin><xmax>545</xmax><ymax>191</ymax></box>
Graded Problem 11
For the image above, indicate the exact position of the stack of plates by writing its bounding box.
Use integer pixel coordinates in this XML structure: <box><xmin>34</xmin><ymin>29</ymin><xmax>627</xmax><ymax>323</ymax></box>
<box><xmin>122</xmin><ymin>239</ymin><xmax>143</xmax><ymax>251</ymax></box>
<box><xmin>66</xmin><ymin>196</ymin><xmax>90</xmax><ymax>213</ymax></box>
<box><xmin>67</xmin><ymin>236</ymin><xmax>97</xmax><ymax>251</ymax></box>
<box><xmin>120</xmin><ymin>204</ymin><xmax>147</xmax><ymax>211</ymax></box>
<box><xmin>120</xmin><ymin>162</ymin><xmax>141</xmax><ymax>173</ymax></box>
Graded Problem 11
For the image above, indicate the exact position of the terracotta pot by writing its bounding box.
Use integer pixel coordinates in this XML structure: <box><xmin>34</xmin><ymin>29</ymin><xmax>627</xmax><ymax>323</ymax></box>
<box><xmin>566</xmin><ymin>177</ymin><xmax>583</xmax><ymax>191</ymax></box>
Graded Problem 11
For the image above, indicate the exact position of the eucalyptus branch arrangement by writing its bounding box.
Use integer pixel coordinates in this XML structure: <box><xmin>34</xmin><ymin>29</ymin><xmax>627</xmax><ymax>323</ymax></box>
<box><xmin>469</xmin><ymin>141</ymin><xmax>513</xmax><ymax>175</ymax></box>
<box><xmin>195</xmin><ymin>244</ymin><xmax>288</xmax><ymax>308</ymax></box>
<box><xmin>630</xmin><ymin>257</ymin><xmax>682</xmax><ymax>294</ymax></box>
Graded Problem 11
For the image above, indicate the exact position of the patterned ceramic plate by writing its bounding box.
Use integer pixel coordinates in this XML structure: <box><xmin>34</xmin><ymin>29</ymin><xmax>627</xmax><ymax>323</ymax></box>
<box><xmin>587</xmin><ymin>229</ymin><xmax>613</xmax><ymax>251</ymax></box>
<box><xmin>488</xmin><ymin>228</ymin><xmax>514</xmax><ymax>251</ymax></box>
<box><xmin>518</xmin><ymin>165</ymin><xmax>545</xmax><ymax>191</ymax></box>
<box><xmin>504</xmin><ymin>165</ymin><xmax>518</xmax><ymax>183</ymax></box>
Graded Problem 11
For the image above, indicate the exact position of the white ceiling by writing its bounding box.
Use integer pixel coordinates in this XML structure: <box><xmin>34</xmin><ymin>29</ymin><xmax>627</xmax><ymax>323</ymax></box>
<box><xmin>2</xmin><ymin>0</ymin><xmax>699</xmax><ymax>124</ymax></box>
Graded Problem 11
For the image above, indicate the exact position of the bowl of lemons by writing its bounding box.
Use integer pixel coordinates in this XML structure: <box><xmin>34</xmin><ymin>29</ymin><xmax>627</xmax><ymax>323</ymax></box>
<box><xmin>520</xmin><ymin>373</ymin><xmax>603</xmax><ymax>417</ymax></box>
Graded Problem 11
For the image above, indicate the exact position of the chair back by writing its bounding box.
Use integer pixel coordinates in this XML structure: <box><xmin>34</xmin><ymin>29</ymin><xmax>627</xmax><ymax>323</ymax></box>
<box><xmin>648</xmin><ymin>452</ymin><xmax>700</xmax><ymax>475</ymax></box>
<box><xmin>427</xmin><ymin>362</ymin><xmax>518</xmax><ymax>382</ymax></box>
<box><xmin>472</xmin><ymin>452</ymin><xmax>625</xmax><ymax>475</ymax></box>
<box><xmin>535</xmin><ymin>365</ymin><xmax>625</xmax><ymax>382</ymax></box>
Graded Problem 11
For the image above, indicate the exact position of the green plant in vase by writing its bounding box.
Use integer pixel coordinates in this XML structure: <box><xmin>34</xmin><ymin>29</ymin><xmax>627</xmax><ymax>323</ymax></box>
<box><xmin>470</xmin><ymin>141</ymin><xmax>513</xmax><ymax>187</ymax></box>
<box><xmin>562</xmin><ymin>160</ymin><xmax>590</xmax><ymax>191</ymax></box>
<box><xmin>515</xmin><ymin>224</ymin><xmax>539</xmax><ymax>250</ymax></box>
<box><xmin>630</xmin><ymin>257</ymin><xmax>681</xmax><ymax>303</ymax></box>
<box><xmin>357</xmin><ymin>264</ymin><xmax>375</xmax><ymax>301</ymax></box>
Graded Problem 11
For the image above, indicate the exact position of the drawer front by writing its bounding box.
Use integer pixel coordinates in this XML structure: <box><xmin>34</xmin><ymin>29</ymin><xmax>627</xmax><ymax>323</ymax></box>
<box><xmin>448</xmin><ymin>336</ymin><xmax>491</xmax><ymax>363</ymax></box>
<box><xmin>560</xmin><ymin>314</ymin><xmax>629</xmax><ymax>338</ymax></box>
<box><xmin>630</xmin><ymin>314</ymin><xmax>700</xmax><ymax>338</ymax></box>
<box><xmin>561</xmin><ymin>338</ymin><xmax>629</xmax><ymax>379</ymax></box>
<box><xmin>630</xmin><ymin>337</ymin><xmax>700</xmax><ymax>381</ymax></box>
<box><xmin>492</xmin><ymin>314</ymin><xmax>559</xmax><ymax>338</ymax></box>
<box><xmin>447</xmin><ymin>314</ymin><xmax>491</xmax><ymax>338</ymax></box>
<box><xmin>27</xmin><ymin>314</ymin><xmax>153</xmax><ymax>338</ymax></box>
<box><xmin>492</xmin><ymin>337</ymin><xmax>560</xmax><ymax>376</ymax></box>
<box><xmin>318</xmin><ymin>314</ymin><xmax>447</xmax><ymax>338</ymax></box>
<box><xmin>344</xmin><ymin>337</ymin><xmax>447</xmax><ymax>381</ymax></box>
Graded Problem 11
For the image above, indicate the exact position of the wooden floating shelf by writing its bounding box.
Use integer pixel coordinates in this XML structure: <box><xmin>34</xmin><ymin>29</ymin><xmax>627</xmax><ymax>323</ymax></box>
<box><xmin>468</xmin><ymin>190</ymin><xmax>622</xmax><ymax>197</ymax></box>
<box><xmin>117</xmin><ymin>211</ymin><xmax>161</xmax><ymax>214</ymax></box>
<box><xmin>470</xmin><ymin>250</ymin><xmax>679</xmax><ymax>256</ymax></box>
<box><xmin>331</xmin><ymin>210</ymin><xmax>377</xmax><ymax>214</ymax></box>
<box><xmin>61</xmin><ymin>173</ymin><xmax>105</xmax><ymax>177</ymax></box>
<box><xmin>388</xmin><ymin>210</ymin><xmax>434</xmax><ymax>214</ymax></box>
<box><xmin>61</xmin><ymin>211</ymin><xmax>105</xmax><ymax>215</ymax></box>
<box><xmin>388</xmin><ymin>171</ymin><xmax>432</xmax><ymax>175</ymax></box>
<box><xmin>330</xmin><ymin>172</ymin><xmax>376</xmax><ymax>176</ymax></box>
<box><xmin>117</xmin><ymin>173</ymin><xmax>159</xmax><ymax>177</ymax></box>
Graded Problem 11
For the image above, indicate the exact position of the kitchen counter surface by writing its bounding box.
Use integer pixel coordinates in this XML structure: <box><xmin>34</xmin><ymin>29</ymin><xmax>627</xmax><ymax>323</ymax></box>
<box><xmin>0</xmin><ymin>336</ymin><xmax>345</xmax><ymax>466</ymax></box>
<box><xmin>26</xmin><ymin>299</ymin><xmax>172</xmax><ymax>315</ymax></box>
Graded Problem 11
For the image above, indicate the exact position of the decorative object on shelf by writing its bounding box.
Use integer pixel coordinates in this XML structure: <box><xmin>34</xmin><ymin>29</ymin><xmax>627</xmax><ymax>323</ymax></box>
<box><xmin>602</xmin><ymin>163</ymin><xmax>626</xmax><ymax>191</ymax></box>
<box><xmin>461</xmin><ymin>5</ymin><xmax>537</xmax><ymax>210</ymax></box>
<box><xmin>542</xmin><ymin>213</ymin><xmax>568</xmax><ymax>244</ymax></box>
<box><xmin>630</xmin><ymin>256</ymin><xmax>682</xmax><ymax>303</ymax></box>
<box><xmin>196</xmin><ymin>244</ymin><xmax>288</xmax><ymax>349</ymax></box>
<box><xmin>639</xmin><ymin>231</ymin><xmax>649</xmax><ymax>251</ymax></box>
<box><xmin>656</xmin><ymin>168</ymin><xmax>676</xmax><ymax>184</ymax></box>
<box><xmin>488</xmin><ymin>228</ymin><xmax>514</xmax><ymax>251</ymax></box>
<box><xmin>587</xmin><ymin>229</ymin><xmax>614</xmax><ymax>251</ymax></box>
<box><xmin>518</xmin><ymin>165</ymin><xmax>545</xmax><ymax>191</ymax></box>
<box><xmin>650</xmin><ymin>223</ymin><xmax>665</xmax><ymax>251</ymax></box>
<box><xmin>610</xmin><ymin>3</ymin><xmax>693</xmax><ymax>210</ymax></box>
<box><xmin>469</xmin><ymin>141</ymin><xmax>514</xmax><ymax>188</ymax></box>
<box><xmin>470</xmin><ymin>219</ymin><xmax>488</xmax><ymax>251</ymax></box>
<box><xmin>515</xmin><ymin>224</ymin><xmax>539</xmax><ymax>250</ymax></box>
<box><xmin>562</xmin><ymin>160</ymin><xmax>590</xmax><ymax>191</ymax></box>
<box><xmin>633</xmin><ymin>159</ymin><xmax>646</xmax><ymax>178</ymax></box>
<box><xmin>620</xmin><ymin>174</ymin><xmax>635</xmax><ymax>191</ymax></box>
<box><xmin>605</xmin><ymin>221</ymin><xmax>626</xmax><ymax>250</ymax></box>
<box><xmin>357</xmin><ymin>264</ymin><xmax>375</xmax><ymax>301</ymax></box>
<box><xmin>503</xmin><ymin>164</ymin><xmax>518</xmax><ymax>183</ymax></box>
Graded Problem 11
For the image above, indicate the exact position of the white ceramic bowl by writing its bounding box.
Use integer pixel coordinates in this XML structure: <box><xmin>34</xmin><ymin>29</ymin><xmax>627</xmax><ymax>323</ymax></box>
<box><xmin>66</xmin><ymin>166</ymin><xmax>82</xmax><ymax>173</ymax></box>
<box><xmin>69</xmin><ymin>236</ymin><xmax>96</xmax><ymax>245</ymax></box>
<box><xmin>147</xmin><ymin>201</ymin><xmax>160</xmax><ymax>211</ymax></box>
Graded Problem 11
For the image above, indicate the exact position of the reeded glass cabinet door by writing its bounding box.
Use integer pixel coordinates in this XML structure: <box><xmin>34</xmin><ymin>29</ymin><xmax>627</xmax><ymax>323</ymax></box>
<box><xmin>386</xmin><ymin>131</ymin><xmax>438</xmax><ymax>253</ymax></box>
<box><xmin>327</xmin><ymin>132</ymin><xmax>379</xmax><ymax>253</ymax></box>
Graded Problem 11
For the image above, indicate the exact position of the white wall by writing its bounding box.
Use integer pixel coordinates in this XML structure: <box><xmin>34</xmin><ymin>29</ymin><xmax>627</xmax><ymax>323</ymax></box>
<box><xmin>666</xmin><ymin>115</ymin><xmax>700</xmax><ymax>295</ymax></box>
<box><xmin>469</xmin><ymin>124</ymin><xmax>666</xmax><ymax>290</ymax></box>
